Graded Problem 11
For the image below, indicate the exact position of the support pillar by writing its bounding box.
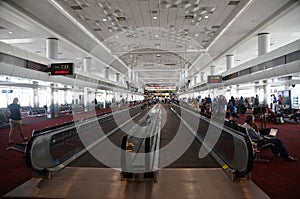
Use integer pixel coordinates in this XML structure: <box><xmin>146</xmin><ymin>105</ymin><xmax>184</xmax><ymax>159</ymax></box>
<box><xmin>84</xmin><ymin>87</ymin><xmax>89</xmax><ymax>111</ymax></box>
<box><xmin>83</xmin><ymin>57</ymin><xmax>92</xmax><ymax>72</ymax></box>
<box><xmin>200</xmin><ymin>72</ymin><xmax>205</xmax><ymax>82</ymax></box>
<box><xmin>33</xmin><ymin>81</ymin><xmax>39</xmax><ymax>107</ymax></box>
<box><xmin>48</xmin><ymin>83</ymin><xmax>60</xmax><ymax>118</ymax></box>
<box><xmin>226</xmin><ymin>54</ymin><xmax>234</xmax><ymax>71</ymax></box>
<box><xmin>63</xmin><ymin>85</ymin><xmax>68</xmax><ymax>104</ymax></box>
<box><xmin>104</xmin><ymin>67</ymin><xmax>109</xmax><ymax>79</ymax></box>
<box><xmin>210</xmin><ymin>65</ymin><xmax>216</xmax><ymax>75</ymax></box>
<box><xmin>46</xmin><ymin>38</ymin><xmax>58</xmax><ymax>59</ymax></box>
<box><xmin>116</xmin><ymin>73</ymin><xmax>120</xmax><ymax>83</ymax></box>
<box><xmin>258</xmin><ymin>33</ymin><xmax>270</xmax><ymax>56</ymax></box>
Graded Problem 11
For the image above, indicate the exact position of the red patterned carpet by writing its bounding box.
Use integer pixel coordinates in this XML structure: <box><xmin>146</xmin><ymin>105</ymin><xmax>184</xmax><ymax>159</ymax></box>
<box><xmin>0</xmin><ymin>111</ymin><xmax>300</xmax><ymax>198</ymax></box>
<box><xmin>236</xmin><ymin>114</ymin><xmax>300</xmax><ymax>199</ymax></box>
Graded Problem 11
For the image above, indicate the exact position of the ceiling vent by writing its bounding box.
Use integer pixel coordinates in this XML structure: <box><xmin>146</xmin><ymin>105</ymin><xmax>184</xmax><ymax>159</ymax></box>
<box><xmin>212</xmin><ymin>25</ymin><xmax>220</xmax><ymax>29</ymax></box>
<box><xmin>93</xmin><ymin>28</ymin><xmax>102</xmax><ymax>31</ymax></box>
<box><xmin>117</xmin><ymin>16</ymin><xmax>126</xmax><ymax>21</ymax></box>
<box><xmin>228</xmin><ymin>1</ymin><xmax>240</xmax><ymax>5</ymax></box>
<box><xmin>0</xmin><ymin>26</ymin><xmax>5</xmax><ymax>30</ymax></box>
<box><xmin>70</xmin><ymin>5</ymin><xmax>83</xmax><ymax>10</ymax></box>
<box><xmin>185</xmin><ymin>15</ymin><xmax>194</xmax><ymax>19</ymax></box>
<box><xmin>165</xmin><ymin>63</ymin><xmax>176</xmax><ymax>66</ymax></box>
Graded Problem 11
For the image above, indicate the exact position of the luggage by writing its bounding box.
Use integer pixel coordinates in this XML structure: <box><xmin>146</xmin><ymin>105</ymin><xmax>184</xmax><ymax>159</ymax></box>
<box><xmin>259</xmin><ymin>114</ymin><xmax>270</xmax><ymax>135</ymax></box>
<box><xmin>274</xmin><ymin>116</ymin><xmax>284</xmax><ymax>124</ymax></box>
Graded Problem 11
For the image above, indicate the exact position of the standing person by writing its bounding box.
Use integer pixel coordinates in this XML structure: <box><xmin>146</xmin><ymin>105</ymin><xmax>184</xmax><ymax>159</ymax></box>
<box><xmin>6</xmin><ymin>98</ymin><xmax>28</xmax><ymax>144</ymax></box>
<box><xmin>206</xmin><ymin>94</ymin><xmax>212</xmax><ymax>104</ymax></box>
<box><xmin>278</xmin><ymin>95</ymin><xmax>283</xmax><ymax>106</ymax></box>
<box><xmin>254</xmin><ymin>94</ymin><xmax>259</xmax><ymax>107</ymax></box>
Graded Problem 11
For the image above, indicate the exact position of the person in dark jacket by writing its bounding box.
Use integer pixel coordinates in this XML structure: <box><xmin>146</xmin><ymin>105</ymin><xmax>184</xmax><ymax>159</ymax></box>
<box><xmin>6</xmin><ymin>98</ymin><xmax>28</xmax><ymax>144</ymax></box>
<box><xmin>241</xmin><ymin>114</ymin><xmax>296</xmax><ymax>161</ymax></box>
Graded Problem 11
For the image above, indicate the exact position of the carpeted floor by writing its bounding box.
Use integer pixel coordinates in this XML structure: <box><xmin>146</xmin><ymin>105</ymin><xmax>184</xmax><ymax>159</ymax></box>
<box><xmin>236</xmin><ymin>114</ymin><xmax>300</xmax><ymax>199</ymax></box>
<box><xmin>0</xmin><ymin>110</ymin><xmax>299</xmax><ymax>198</ymax></box>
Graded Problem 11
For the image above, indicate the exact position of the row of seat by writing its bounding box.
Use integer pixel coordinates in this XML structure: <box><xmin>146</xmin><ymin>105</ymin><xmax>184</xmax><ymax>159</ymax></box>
<box><xmin>224</xmin><ymin>118</ymin><xmax>274</xmax><ymax>162</ymax></box>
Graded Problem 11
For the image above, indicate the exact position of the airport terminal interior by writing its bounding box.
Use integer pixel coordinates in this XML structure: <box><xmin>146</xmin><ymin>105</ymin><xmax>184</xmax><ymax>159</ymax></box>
<box><xmin>0</xmin><ymin>0</ymin><xmax>300</xmax><ymax>198</ymax></box>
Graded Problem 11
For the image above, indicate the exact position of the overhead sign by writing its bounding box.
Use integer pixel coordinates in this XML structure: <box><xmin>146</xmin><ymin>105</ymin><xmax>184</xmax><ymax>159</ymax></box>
<box><xmin>50</xmin><ymin>63</ymin><xmax>73</xmax><ymax>75</ymax></box>
<box><xmin>145</xmin><ymin>83</ymin><xmax>176</xmax><ymax>91</ymax></box>
<box><xmin>2</xmin><ymin>90</ymin><xmax>13</xmax><ymax>93</ymax></box>
<box><xmin>207</xmin><ymin>75</ymin><xmax>222</xmax><ymax>83</ymax></box>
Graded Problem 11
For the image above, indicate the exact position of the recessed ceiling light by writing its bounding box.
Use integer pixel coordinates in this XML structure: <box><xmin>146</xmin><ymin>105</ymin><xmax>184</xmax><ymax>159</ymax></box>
<box><xmin>102</xmin><ymin>18</ymin><xmax>107</xmax><ymax>21</ymax></box>
<box><xmin>8</xmin><ymin>31</ymin><xmax>13</xmax><ymax>34</ymax></box>
<box><xmin>0</xmin><ymin>38</ymin><xmax>33</xmax><ymax>43</ymax></box>
<box><xmin>204</xmin><ymin>15</ymin><xmax>209</xmax><ymax>19</ymax></box>
<box><xmin>153</xmin><ymin>16</ymin><xmax>158</xmax><ymax>20</ymax></box>
<box><xmin>195</xmin><ymin>34</ymin><xmax>199</xmax><ymax>37</ymax></box>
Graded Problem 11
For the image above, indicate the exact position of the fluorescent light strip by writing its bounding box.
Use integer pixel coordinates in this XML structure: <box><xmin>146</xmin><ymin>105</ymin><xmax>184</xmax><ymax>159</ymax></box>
<box><xmin>0</xmin><ymin>38</ymin><xmax>34</xmax><ymax>44</ymax></box>
<box><xmin>207</xmin><ymin>0</ymin><xmax>254</xmax><ymax>51</ymax></box>
<box><xmin>48</xmin><ymin>0</ymin><xmax>130</xmax><ymax>70</ymax></box>
<box><xmin>189</xmin><ymin>0</ymin><xmax>254</xmax><ymax>73</ymax></box>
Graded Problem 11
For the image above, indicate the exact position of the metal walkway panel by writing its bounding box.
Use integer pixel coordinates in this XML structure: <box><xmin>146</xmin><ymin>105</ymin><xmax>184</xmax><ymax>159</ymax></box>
<box><xmin>4</xmin><ymin>167</ymin><xmax>270</xmax><ymax>199</ymax></box>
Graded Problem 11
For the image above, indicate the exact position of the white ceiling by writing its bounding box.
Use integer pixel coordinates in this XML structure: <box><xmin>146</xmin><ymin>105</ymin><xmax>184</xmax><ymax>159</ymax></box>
<box><xmin>0</xmin><ymin>0</ymin><xmax>300</xmax><ymax>88</ymax></box>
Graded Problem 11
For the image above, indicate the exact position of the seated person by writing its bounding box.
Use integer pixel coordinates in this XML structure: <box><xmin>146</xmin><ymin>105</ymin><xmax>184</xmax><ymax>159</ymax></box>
<box><xmin>241</xmin><ymin>114</ymin><xmax>296</xmax><ymax>161</ymax></box>
<box><xmin>291</xmin><ymin>109</ymin><xmax>300</xmax><ymax>122</ymax></box>
<box><xmin>228</xmin><ymin>101</ymin><xmax>239</xmax><ymax>118</ymax></box>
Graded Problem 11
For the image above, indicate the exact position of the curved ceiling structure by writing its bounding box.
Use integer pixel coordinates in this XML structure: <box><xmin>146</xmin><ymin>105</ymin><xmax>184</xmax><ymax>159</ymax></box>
<box><xmin>0</xmin><ymin>0</ymin><xmax>299</xmax><ymax>89</ymax></box>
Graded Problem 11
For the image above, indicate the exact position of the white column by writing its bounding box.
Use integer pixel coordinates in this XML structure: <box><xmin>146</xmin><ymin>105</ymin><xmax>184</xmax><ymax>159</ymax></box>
<box><xmin>210</xmin><ymin>65</ymin><xmax>216</xmax><ymax>75</ymax></box>
<box><xmin>184</xmin><ymin>62</ymin><xmax>189</xmax><ymax>83</ymax></box>
<box><xmin>128</xmin><ymin>63</ymin><xmax>132</xmax><ymax>83</ymax></box>
<box><xmin>84</xmin><ymin>87</ymin><xmax>89</xmax><ymax>111</ymax></box>
<box><xmin>264</xmin><ymin>82</ymin><xmax>271</xmax><ymax>106</ymax></box>
<box><xmin>104</xmin><ymin>67</ymin><xmax>109</xmax><ymax>79</ymax></box>
<box><xmin>48</xmin><ymin>83</ymin><xmax>60</xmax><ymax>118</ymax></box>
<box><xmin>226</xmin><ymin>54</ymin><xmax>234</xmax><ymax>71</ymax></box>
<box><xmin>83</xmin><ymin>57</ymin><xmax>92</xmax><ymax>72</ymax></box>
<box><xmin>135</xmin><ymin>72</ymin><xmax>138</xmax><ymax>84</ymax></box>
<box><xmin>63</xmin><ymin>85</ymin><xmax>68</xmax><ymax>104</ymax></box>
<box><xmin>194</xmin><ymin>76</ymin><xmax>197</xmax><ymax>85</ymax></box>
<box><xmin>230</xmin><ymin>85</ymin><xmax>237</xmax><ymax>98</ymax></box>
<box><xmin>33</xmin><ymin>81</ymin><xmax>39</xmax><ymax>107</ymax></box>
<box><xmin>46</xmin><ymin>38</ymin><xmax>58</xmax><ymax>59</ymax></box>
<box><xmin>115</xmin><ymin>73</ymin><xmax>120</xmax><ymax>83</ymax></box>
<box><xmin>180</xmin><ymin>70</ymin><xmax>184</xmax><ymax>84</ymax></box>
<box><xmin>258</xmin><ymin>33</ymin><xmax>270</xmax><ymax>56</ymax></box>
<box><xmin>132</xmin><ymin>70</ymin><xmax>135</xmax><ymax>83</ymax></box>
<box><xmin>200</xmin><ymin>72</ymin><xmax>205</xmax><ymax>82</ymax></box>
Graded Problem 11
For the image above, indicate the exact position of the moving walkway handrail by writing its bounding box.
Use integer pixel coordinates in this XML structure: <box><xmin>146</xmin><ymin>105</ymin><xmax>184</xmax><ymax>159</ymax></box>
<box><xmin>170</xmin><ymin>103</ymin><xmax>253</xmax><ymax>179</ymax></box>
<box><xmin>120</xmin><ymin>104</ymin><xmax>161</xmax><ymax>178</ymax></box>
<box><xmin>25</xmin><ymin>104</ymin><xmax>144</xmax><ymax>175</ymax></box>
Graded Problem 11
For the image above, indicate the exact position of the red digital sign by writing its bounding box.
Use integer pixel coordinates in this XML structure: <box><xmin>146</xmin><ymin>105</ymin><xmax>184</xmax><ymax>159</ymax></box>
<box><xmin>207</xmin><ymin>75</ymin><xmax>222</xmax><ymax>83</ymax></box>
<box><xmin>50</xmin><ymin>63</ymin><xmax>73</xmax><ymax>75</ymax></box>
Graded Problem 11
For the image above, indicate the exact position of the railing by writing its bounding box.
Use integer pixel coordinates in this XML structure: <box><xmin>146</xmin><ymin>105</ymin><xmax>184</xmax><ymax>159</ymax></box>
<box><xmin>222</xmin><ymin>49</ymin><xmax>300</xmax><ymax>82</ymax></box>
<box><xmin>120</xmin><ymin>104</ymin><xmax>161</xmax><ymax>181</ymax></box>
<box><xmin>25</xmin><ymin>105</ymin><xmax>144</xmax><ymax>176</ymax></box>
<box><xmin>170</xmin><ymin>103</ymin><xmax>253</xmax><ymax>179</ymax></box>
